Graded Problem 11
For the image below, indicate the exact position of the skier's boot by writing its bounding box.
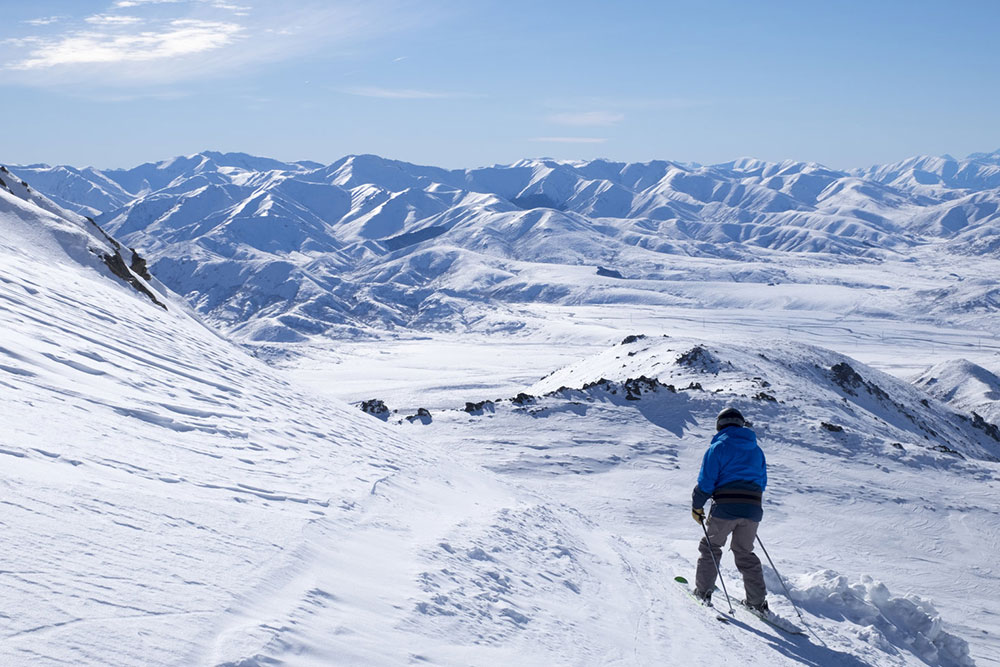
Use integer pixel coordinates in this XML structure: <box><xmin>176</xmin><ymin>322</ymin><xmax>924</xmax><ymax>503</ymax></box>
<box><xmin>694</xmin><ymin>589</ymin><xmax>713</xmax><ymax>606</ymax></box>
<box><xmin>744</xmin><ymin>599</ymin><xmax>769</xmax><ymax>614</ymax></box>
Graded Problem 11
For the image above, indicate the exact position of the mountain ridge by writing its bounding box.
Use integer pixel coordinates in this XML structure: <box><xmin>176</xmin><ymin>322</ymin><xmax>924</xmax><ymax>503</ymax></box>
<box><xmin>9</xmin><ymin>149</ymin><xmax>1000</xmax><ymax>342</ymax></box>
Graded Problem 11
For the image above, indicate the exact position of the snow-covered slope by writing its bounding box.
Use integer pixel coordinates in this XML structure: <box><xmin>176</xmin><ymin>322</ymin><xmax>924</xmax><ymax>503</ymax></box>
<box><xmin>912</xmin><ymin>358</ymin><xmax>1000</xmax><ymax>427</ymax></box>
<box><xmin>3</xmin><ymin>163</ymin><xmax>135</xmax><ymax>218</ymax></box>
<box><xmin>14</xmin><ymin>150</ymin><xmax>1000</xmax><ymax>342</ymax></box>
<box><xmin>530</xmin><ymin>335</ymin><xmax>1000</xmax><ymax>462</ymax></box>
<box><xmin>0</xmin><ymin>164</ymin><xmax>164</xmax><ymax>309</ymax></box>
<box><xmin>855</xmin><ymin>150</ymin><xmax>1000</xmax><ymax>193</ymax></box>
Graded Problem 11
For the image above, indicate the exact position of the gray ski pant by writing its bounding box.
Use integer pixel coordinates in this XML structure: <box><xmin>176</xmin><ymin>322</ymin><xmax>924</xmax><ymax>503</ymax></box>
<box><xmin>695</xmin><ymin>515</ymin><xmax>766</xmax><ymax>606</ymax></box>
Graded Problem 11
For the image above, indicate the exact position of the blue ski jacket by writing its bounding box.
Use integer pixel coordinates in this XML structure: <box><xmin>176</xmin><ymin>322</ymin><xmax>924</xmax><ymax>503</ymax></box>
<box><xmin>692</xmin><ymin>425</ymin><xmax>767</xmax><ymax>522</ymax></box>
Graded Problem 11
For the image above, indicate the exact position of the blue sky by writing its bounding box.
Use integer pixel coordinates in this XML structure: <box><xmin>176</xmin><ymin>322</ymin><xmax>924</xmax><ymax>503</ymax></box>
<box><xmin>2</xmin><ymin>0</ymin><xmax>998</xmax><ymax>169</ymax></box>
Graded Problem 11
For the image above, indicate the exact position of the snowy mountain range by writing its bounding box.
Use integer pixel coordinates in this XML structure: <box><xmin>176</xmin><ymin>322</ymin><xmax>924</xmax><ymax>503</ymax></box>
<box><xmin>10</xmin><ymin>149</ymin><xmax>1000</xmax><ymax>342</ymax></box>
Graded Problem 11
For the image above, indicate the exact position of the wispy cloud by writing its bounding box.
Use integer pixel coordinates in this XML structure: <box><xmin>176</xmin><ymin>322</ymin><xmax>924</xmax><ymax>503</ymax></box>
<box><xmin>24</xmin><ymin>16</ymin><xmax>67</xmax><ymax>26</ymax></box>
<box><xmin>529</xmin><ymin>137</ymin><xmax>608</xmax><ymax>144</ymax></box>
<box><xmin>1</xmin><ymin>37</ymin><xmax>43</xmax><ymax>48</ymax></box>
<box><xmin>112</xmin><ymin>0</ymin><xmax>252</xmax><ymax>11</ymax></box>
<box><xmin>114</xmin><ymin>0</ymin><xmax>186</xmax><ymax>7</ymax></box>
<box><xmin>548</xmin><ymin>110</ymin><xmax>624</xmax><ymax>127</ymax></box>
<box><xmin>86</xmin><ymin>89</ymin><xmax>194</xmax><ymax>103</ymax></box>
<box><xmin>546</xmin><ymin>96</ymin><xmax>710</xmax><ymax>112</ymax></box>
<box><xmin>85</xmin><ymin>15</ymin><xmax>146</xmax><ymax>26</ymax></box>
<box><xmin>3</xmin><ymin>1</ymin><xmax>428</xmax><ymax>88</ymax></box>
<box><xmin>111</xmin><ymin>0</ymin><xmax>249</xmax><ymax>9</ymax></box>
<box><xmin>341</xmin><ymin>86</ymin><xmax>479</xmax><ymax>100</ymax></box>
<box><xmin>211</xmin><ymin>2</ymin><xmax>251</xmax><ymax>13</ymax></box>
<box><xmin>10</xmin><ymin>19</ymin><xmax>243</xmax><ymax>70</ymax></box>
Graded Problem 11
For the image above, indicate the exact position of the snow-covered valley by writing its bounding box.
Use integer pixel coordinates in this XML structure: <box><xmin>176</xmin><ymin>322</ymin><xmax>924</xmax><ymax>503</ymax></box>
<box><xmin>3</xmin><ymin>153</ymin><xmax>1000</xmax><ymax>666</ymax></box>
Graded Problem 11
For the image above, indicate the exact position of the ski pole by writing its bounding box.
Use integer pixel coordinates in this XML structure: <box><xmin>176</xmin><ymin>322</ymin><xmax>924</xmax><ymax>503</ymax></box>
<box><xmin>756</xmin><ymin>534</ymin><xmax>828</xmax><ymax>646</ymax></box>
<box><xmin>755</xmin><ymin>534</ymin><xmax>804</xmax><ymax>623</ymax></box>
<box><xmin>701</xmin><ymin>518</ymin><xmax>734</xmax><ymax>614</ymax></box>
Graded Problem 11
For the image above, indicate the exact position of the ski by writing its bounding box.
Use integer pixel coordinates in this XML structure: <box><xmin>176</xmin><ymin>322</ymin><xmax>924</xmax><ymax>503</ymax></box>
<box><xmin>675</xmin><ymin>576</ymin><xmax>806</xmax><ymax>635</ymax></box>
<box><xmin>735</xmin><ymin>600</ymin><xmax>806</xmax><ymax>636</ymax></box>
<box><xmin>673</xmin><ymin>576</ymin><xmax>729</xmax><ymax>623</ymax></box>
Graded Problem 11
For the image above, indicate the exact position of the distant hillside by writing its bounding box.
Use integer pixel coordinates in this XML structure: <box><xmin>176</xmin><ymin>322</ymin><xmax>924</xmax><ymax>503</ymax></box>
<box><xmin>529</xmin><ymin>335</ymin><xmax>1000</xmax><ymax>462</ymax></box>
<box><xmin>912</xmin><ymin>358</ymin><xmax>1000</xmax><ymax>426</ymax></box>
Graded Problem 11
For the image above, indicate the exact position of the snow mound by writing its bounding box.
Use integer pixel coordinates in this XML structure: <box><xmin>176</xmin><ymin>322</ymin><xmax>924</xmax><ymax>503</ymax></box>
<box><xmin>790</xmin><ymin>570</ymin><xmax>975</xmax><ymax>667</ymax></box>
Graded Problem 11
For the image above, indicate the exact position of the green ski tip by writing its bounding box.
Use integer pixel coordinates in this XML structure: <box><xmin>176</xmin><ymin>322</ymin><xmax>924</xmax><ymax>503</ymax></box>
<box><xmin>674</xmin><ymin>576</ymin><xmax>689</xmax><ymax>584</ymax></box>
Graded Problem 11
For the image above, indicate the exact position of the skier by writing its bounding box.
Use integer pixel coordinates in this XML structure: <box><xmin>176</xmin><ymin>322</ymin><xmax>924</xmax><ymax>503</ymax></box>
<box><xmin>691</xmin><ymin>407</ymin><xmax>768</xmax><ymax>613</ymax></box>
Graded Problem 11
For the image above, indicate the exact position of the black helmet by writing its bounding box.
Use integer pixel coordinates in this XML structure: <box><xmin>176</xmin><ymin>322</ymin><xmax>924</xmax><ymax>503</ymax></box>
<box><xmin>716</xmin><ymin>407</ymin><xmax>745</xmax><ymax>431</ymax></box>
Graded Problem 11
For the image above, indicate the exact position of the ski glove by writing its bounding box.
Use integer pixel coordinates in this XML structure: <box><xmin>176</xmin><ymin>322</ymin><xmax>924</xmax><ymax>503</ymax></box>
<box><xmin>691</xmin><ymin>508</ymin><xmax>705</xmax><ymax>525</ymax></box>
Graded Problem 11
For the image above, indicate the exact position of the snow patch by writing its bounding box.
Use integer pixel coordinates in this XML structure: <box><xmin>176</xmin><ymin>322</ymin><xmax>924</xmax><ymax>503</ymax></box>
<box><xmin>789</xmin><ymin>570</ymin><xmax>975</xmax><ymax>666</ymax></box>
